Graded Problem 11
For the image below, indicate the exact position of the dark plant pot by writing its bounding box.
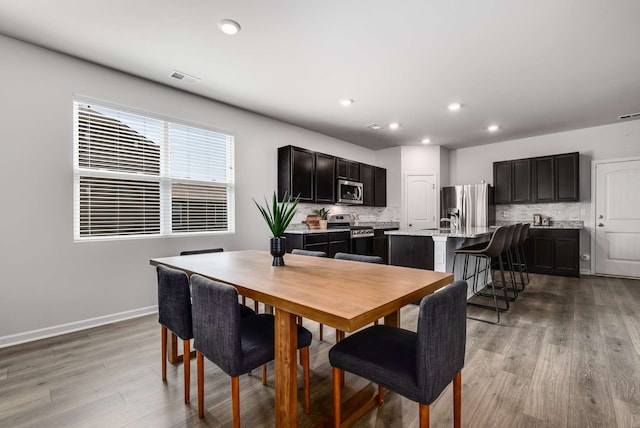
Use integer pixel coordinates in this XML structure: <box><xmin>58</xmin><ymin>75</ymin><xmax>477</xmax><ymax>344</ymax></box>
<box><xmin>270</xmin><ymin>236</ymin><xmax>286</xmax><ymax>266</ymax></box>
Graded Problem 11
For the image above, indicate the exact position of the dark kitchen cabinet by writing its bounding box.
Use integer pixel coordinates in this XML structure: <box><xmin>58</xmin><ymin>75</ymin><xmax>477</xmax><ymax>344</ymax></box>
<box><xmin>315</xmin><ymin>152</ymin><xmax>336</xmax><ymax>203</ymax></box>
<box><xmin>494</xmin><ymin>152</ymin><xmax>579</xmax><ymax>204</ymax></box>
<box><xmin>512</xmin><ymin>159</ymin><xmax>532</xmax><ymax>203</ymax></box>
<box><xmin>374</xmin><ymin>167</ymin><xmax>387</xmax><ymax>207</ymax></box>
<box><xmin>533</xmin><ymin>156</ymin><xmax>555</xmax><ymax>202</ymax></box>
<box><xmin>388</xmin><ymin>235</ymin><xmax>434</xmax><ymax>270</ymax></box>
<box><xmin>284</xmin><ymin>231</ymin><xmax>350</xmax><ymax>258</ymax></box>
<box><xmin>494</xmin><ymin>161</ymin><xmax>512</xmax><ymax>204</ymax></box>
<box><xmin>278</xmin><ymin>146</ymin><xmax>314</xmax><ymax>202</ymax></box>
<box><xmin>360</xmin><ymin>164</ymin><xmax>375</xmax><ymax>206</ymax></box>
<box><xmin>524</xmin><ymin>228</ymin><xmax>580</xmax><ymax>277</ymax></box>
<box><xmin>555</xmin><ymin>152</ymin><xmax>579</xmax><ymax>201</ymax></box>
<box><xmin>373</xmin><ymin>228</ymin><xmax>398</xmax><ymax>264</ymax></box>
<box><xmin>337</xmin><ymin>158</ymin><xmax>360</xmax><ymax>181</ymax></box>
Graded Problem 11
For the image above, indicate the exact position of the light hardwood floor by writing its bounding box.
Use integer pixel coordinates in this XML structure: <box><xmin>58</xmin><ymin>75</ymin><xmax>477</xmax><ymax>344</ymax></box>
<box><xmin>1</xmin><ymin>274</ymin><xmax>639</xmax><ymax>427</ymax></box>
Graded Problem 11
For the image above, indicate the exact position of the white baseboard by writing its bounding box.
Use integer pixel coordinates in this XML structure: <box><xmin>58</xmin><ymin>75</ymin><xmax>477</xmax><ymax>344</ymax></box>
<box><xmin>580</xmin><ymin>269</ymin><xmax>592</xmax><ymax>276</ymax></box>
<box><xmin>0</xmin><ymin>306</ymin><xmax>158</xmax><ymax>349</ymax></box>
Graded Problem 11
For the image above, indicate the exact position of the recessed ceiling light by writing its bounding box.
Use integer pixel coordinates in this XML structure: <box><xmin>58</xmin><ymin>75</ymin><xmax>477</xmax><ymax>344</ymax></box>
<box><xmin>340</xmin><ymin>99</ymin><xmax>354</xmax><ymax>107</ymax></box>
<box><xmin>487</xmin><ymin>124</ymin><xmax>500</xmax><ymax>132</ymax></box>
<box><xmin>421</xmin><ymin>138</ymin><xmax>431</xmax><ymax>144</ymax></box>
<box><xmin>218</xmin><ymin>19</ymin><xmax>241</xmax><ymax>35</ymax></box>
<box><xmin>389</xmin><ymin>122</ymin><xmax>400</xmax><ymax>130</ymax></box>
<box><xmin>448</xmin><ymin>103</ymin><xmax>462</xmax><ymax>111</ymax></box>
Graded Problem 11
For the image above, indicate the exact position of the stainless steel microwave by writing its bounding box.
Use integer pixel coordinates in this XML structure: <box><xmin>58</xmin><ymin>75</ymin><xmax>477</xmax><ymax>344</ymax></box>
<box><xmin>337</xmin><ymin>179</ymin><xmax>363</xmax><ymax>204</ymax></box>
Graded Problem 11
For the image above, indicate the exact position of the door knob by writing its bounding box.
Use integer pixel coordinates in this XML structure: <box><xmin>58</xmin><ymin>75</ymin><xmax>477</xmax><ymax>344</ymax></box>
<box><xmin>598</xmin><ymin>223</ymin><xmax>604</xmax><ymax>227</ymax></box>
<box><xmin>409</xmin><ymin>223</ymin><xmax>413</xmax><ymax>227</ymax></box>
<box><xmin>598</xmin><ymin>214</ymin><xmax>603</xmax><ymax>219</ymax></box>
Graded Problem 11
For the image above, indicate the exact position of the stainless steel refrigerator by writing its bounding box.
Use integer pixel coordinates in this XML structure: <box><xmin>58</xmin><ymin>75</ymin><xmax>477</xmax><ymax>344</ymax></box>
<box><xmin>441</xmin><ymin>183</ymin><xmax>495</xmax><ymax>228</ymax></box>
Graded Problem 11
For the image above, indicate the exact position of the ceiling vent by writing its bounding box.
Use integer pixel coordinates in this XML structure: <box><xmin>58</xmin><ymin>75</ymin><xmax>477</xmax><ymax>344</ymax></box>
<box><xmin>619</xmin><ymin>111</ymin><xmax>640</xmax><ymax>120</ymax></box>
<box><xmin>365</xmin><ymin>123</ymin><xmax>382</xmax><ymax>131</ymax></box>
<box><xmin>170</xmin><ymin>70</ymin><xmax>200</xmax><ymax>84</ymax></box>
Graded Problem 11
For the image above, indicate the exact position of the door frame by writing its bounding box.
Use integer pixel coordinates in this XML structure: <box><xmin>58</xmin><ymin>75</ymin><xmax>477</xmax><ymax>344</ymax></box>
<box><xmin>403</xmin><ymin>173</ymin><xmax>439</xmax><ymax>230</ymax></box>
<box><xmin>590</xmin><ymin>156</ymin><xmax>640</xmax><ymax>277</ymax></box>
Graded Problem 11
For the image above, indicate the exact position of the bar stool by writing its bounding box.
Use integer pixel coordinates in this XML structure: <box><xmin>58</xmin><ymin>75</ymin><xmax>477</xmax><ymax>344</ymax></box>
<box><xmin>489</xmin><ymin>224</ymin><xmax>519</xmax><ymax>302</ymax></box>
<box><xmin>506</xmin><ymin>223</ymin><xmax>525</xmax><ymax>295</ymax></box>
<box><xmin>453</xmin><ymin>226</ymin><xmax>510</xmax><ymax>323</ymax></box>
<box><xmin>515</xmin><ymin>223</ymin><xmax>531</xmax><ymax>287</ymax></box>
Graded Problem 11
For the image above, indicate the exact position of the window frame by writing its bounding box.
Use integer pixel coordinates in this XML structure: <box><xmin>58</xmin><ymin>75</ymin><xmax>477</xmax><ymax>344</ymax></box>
<box><xmin>73</xmin><ymin>96</ymin><xmax>235</xmax><ymax>242</ymax></box>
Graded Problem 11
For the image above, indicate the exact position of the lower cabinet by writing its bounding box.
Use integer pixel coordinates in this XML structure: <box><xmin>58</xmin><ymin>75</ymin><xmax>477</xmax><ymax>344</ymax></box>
<box><xmin>388</xmin><ymin>235</ymin><xmax>434</xmax><ymax>270</ymax></box>
<box><xmin>524</xmin><ymin>228</ymin><xmax>580</xmax><ymax>277</ymax></box>
<box><xmin>373</xmin><ymin>228</ymin><xmax>398</xmax><ymax>264</ymax></box>
<box><xmin>284</xmin><ymin>231</ymin><xmax>350</xmax><ymax>258</ymax></box>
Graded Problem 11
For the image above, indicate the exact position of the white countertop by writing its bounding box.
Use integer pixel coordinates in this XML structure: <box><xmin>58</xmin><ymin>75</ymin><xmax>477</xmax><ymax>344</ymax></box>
<box><xmin>385</xmin><ymin>227</ymin><xmax>494</xmax><ymax>238</ymax></box>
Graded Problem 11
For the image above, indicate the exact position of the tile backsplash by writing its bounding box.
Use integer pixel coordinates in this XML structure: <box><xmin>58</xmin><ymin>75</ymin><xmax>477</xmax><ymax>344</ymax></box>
<box><xmin>291</xmin><ymin>203</ymin><xmax>400</xmax><ymax>225</ymax></box>
<box><xmin>496</xmin><ymin>202</ymin><xmax>582</xmax><ymax>223</ymax></box>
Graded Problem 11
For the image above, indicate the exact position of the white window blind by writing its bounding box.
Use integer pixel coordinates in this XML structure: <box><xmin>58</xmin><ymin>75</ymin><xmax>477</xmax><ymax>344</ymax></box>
<box><xmin>73</xmin><ymin>100</ymin><xmax>234</xmax><ymax>240</ymax></box>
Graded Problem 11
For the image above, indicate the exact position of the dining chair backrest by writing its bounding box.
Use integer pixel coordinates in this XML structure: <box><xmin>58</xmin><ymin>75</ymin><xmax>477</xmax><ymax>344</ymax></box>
<box><xmin>334</xmin><ymin>252</ymin><xmax>384</xmax><ymax>264</ymax></box>
<box><xmin>291</xmin><ymin>249</ymin><xmax>327</xmax><ymax>257</ymax></box>
<box><xmin>180</xmin><ymin>248</ymin><xmax>224</xmax><ymax>256</ymax></box>
<box><xmin>502</xmin><ymin>224</ymin><xmax>516</xmax><ymax>252</ymax></box>
<box><xmin>157</xmin><ymin>265</ymin><xmax>192</xmax><ymax>340</ymax></box>
<box><xmin>191</xmin><ymin>274</ymin><xmax>243</xmax><ymax>376</ymax></box>
<box><xmin>416</xmin><ymin>280</ymin><xmax>468</xmax><ymax>403</ymax></box>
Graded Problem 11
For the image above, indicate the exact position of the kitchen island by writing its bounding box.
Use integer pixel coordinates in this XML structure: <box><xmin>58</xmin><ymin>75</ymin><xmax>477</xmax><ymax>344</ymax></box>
<box><xmin>385</xmin><ymin>227</ymin><xmax>494</xmax><ymax>273</ymax></box>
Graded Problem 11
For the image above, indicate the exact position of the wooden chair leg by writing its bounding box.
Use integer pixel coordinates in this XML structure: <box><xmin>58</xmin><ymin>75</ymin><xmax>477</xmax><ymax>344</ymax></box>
<box><xmin>419</xmin><ymin>403</ymin><xmax>429</xmax><ymax>428</ymax></box>
<box><xmin>197</xmin><ymin>352</ymin><xmax>204</xmax><ymax>418</ymax></box>
<box><xmin>183</xmin><ymin>339</ymin><xmax>190</xmax><ymax>404</ymax></box>
<box><xmin>319</xmin><ymin>323</ymin><xmax>324</xmax><ymax>341</ymax></box>
<box><xmin>254</xmin><ymin>300</ymin><xmax>259</xmax><ymax>313</ymax></box>
<box><xmin>242</xmin><ymin>296</ymin><xmax>246</xmax><ymax>306</ymax></box>
<box><xmin>302</xmin><ymin>347</ymin><xmax>310</xmax><ymax>414</ymax></box>
<box><xmin>378</xmin><ymin>385</ymin><xmax>384</xmax><ymax>405</ymax></box>
<box><xmin>333</xmin><ymin>367</ymin><xmax>342</xmax><ymax>428</ymax></box>
<box><xmin>262</xmin><ymin>364</ymin><xmax>268</xmax><ymax>385</ymax></box>
<box><xmin>161</xmin><ymin>326</ymin><xmax>167</xmax><ymax>381</ymax></box>
<box><xmin>454</xmin><ymin>371</ymin><xmax>462</xmax><ymax>428</ymax></box>
<box><xmin>231</xmin><ymin>376</ymin><xmax>240</xmax><ymax>428</ymax></box>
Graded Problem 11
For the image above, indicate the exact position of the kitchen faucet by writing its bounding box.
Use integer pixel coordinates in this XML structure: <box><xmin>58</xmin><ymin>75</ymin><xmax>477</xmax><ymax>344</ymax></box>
<box><xmin>440</xmin><ymin>213</ymin><xmax>459</xmax><ymax>230</ymax></box>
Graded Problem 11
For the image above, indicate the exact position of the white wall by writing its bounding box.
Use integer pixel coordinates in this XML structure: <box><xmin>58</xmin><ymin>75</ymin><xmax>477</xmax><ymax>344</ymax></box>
<box><xmin>449</xmin><ymin>120</ymin><xmax>640</xmax><ymax>273</ymax></box>
<box><xmin>0</xmin><ymin>35</ymin><xmax>377</xmax><ymax>345</ymax></box>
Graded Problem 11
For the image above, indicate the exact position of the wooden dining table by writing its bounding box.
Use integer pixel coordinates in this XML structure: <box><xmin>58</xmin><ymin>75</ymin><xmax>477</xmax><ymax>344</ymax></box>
<box><xmin>150</xmin><ymin>250</ymin><xmax>454</xmax><ymax>427</ymax></box>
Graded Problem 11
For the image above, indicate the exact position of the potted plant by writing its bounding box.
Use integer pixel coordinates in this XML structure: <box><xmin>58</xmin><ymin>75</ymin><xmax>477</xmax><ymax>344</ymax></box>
<box><xmin>316</xmin><ymin>207</ymin><xmax>331</xmax><ymax>229</ymax></box>
<box><xmin>253</xmin><ymin>191</ymin><xmax>299</xmax><ymax>266</ymax></box>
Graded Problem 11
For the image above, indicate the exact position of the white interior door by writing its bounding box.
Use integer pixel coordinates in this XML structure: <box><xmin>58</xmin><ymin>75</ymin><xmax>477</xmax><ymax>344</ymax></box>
<box><xmin>406</xmin><ymin>174</ymin><xmax>437</xmax><ymax>230</ymax></box>
<box><xmin>594</xmin><ymin>159</ymin><xmax>640</xmax><ymax>278</ymax></box>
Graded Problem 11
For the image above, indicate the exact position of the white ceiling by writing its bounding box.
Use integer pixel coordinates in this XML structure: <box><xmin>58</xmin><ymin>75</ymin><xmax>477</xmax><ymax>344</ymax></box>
<box><xmin>1</xmin><ymin>0</ymin><xmax>640</xmax><ymax>150</ymax></box>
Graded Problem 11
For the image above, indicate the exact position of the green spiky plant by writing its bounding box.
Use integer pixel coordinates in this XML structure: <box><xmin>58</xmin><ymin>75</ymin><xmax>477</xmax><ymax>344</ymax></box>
<box><xmin>316</xmin><ymin>207</ymin><xmax>331</xmax><ymax>220</ymax></box>
<box><xmin>253</xmin><ymin>191</ymin><xmax>299</xmax><ymax>237</ymax></box>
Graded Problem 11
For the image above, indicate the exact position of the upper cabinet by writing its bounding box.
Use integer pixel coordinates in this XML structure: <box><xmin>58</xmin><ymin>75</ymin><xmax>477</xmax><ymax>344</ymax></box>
<box><xmin>555</xmin><ymin>153</ymin><xmax>579</xmax><ymax>201</ymax></box>
<box><xmin>278</xmin><ymin>145</ymin><xmax>386</xmax><ymax>206</ymax></box>
<box><xmin>374</xmin><ymin>167</ymin><xmax>387</xmax><ymax>207</ymax></box>
<box><xmin>278</xmin><ymin>146</ymin><xmax>314</xmax><ymax>202</ymax></box>
<box><xmin>360</xmin><ymin>163</ymin><xmax>375</xmax><ymax>206</ymax></box>
<box><xmin>337</xmin><ymin>158</ymin><xmax>360</xmax><ymax>181</ymax></box>
<box><xmin>494</xmin><ymin>152</ymin><xmax>579</xmax><ymax>204</ymax></box>
<box><xmin>315</xmin><ymin>152</ymin><xmax>336</xmax><ymax>203</ymax></box>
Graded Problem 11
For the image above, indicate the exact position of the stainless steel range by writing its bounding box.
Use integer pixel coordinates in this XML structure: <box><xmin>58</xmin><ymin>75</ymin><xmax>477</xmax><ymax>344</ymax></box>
<box><xmin>327</xmin><ymin>214</ymin><xmax>374</xmax><ymax>254</ymax></box>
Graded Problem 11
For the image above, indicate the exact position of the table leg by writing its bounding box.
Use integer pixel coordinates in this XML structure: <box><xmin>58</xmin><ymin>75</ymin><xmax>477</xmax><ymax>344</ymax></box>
<box><xmin>383</xmin><ymin>310</ymin><xmax>400</xmax><ymax>328</ymax></box>
<box><xmin>275</xmin><ymin>308</ymin><xmax>298</xmax><ymax>427</ymax></box>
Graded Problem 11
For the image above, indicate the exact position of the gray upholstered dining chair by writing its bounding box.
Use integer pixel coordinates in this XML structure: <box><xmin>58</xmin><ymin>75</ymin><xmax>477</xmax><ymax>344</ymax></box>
<box><xmin>156</xmin><ymin>265</ymin><xmax>255</xmax><ymax>404</ymax></box>
<box><xmin>334</xmin><ymin>252</ymin><xmax>384</xmax><ymax>264</ymax></box>
<box><xmin>291</xmin><ymin>248</ymin><xmax>327</xmax><ymax>257</ymax></box>
<box><xmin>329</xmin><ymin>280</ymin><xmax>468</xmax><ymax>428</ymax></box>
<box><xmin>180</xmin><ymin>247</ymin><xmax>259</xmax><ymax>312</ymax></box>
<box><xmin>191</xmin><ymin>274</ymin><xmax>313</xmax><ymax>425</ymax></box>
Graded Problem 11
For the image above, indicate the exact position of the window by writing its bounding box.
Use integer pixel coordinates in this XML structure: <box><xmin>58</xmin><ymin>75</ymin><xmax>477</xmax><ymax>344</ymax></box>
<box><xmin>73</xmin><ymin>99</ymin><xmax>234</xmax><ymax>240</ymax></box>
